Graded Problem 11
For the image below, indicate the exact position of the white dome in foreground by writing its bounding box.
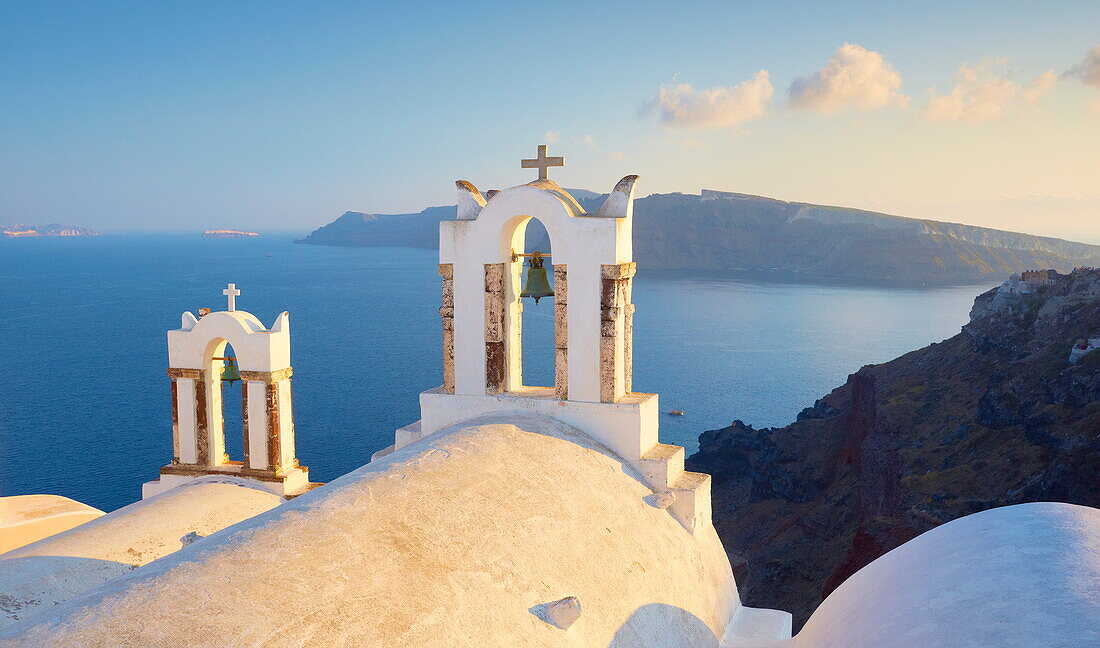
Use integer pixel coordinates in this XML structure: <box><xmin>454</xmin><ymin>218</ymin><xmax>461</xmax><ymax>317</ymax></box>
<box><xmin>791</xmin><ymin>502</ymin><xmax>1100</xmax><ymax>648</ymax></box>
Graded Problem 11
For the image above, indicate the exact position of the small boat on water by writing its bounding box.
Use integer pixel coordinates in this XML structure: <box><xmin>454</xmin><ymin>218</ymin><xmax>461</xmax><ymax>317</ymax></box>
<box><xmin>668</xmin><ymin>409</ymin><xmax>685</xmax><ymax>416</ymax></box>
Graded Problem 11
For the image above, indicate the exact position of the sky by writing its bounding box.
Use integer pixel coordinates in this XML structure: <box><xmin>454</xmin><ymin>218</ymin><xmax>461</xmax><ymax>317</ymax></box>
<box><xmin>1</xmin><ymin>1</ymin><xmax>1099</xmax><ymax>242</ymax></box>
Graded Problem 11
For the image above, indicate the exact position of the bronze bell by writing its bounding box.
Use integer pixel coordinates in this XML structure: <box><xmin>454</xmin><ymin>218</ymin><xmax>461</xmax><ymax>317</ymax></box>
<box><xmin>519</xmin><ymin>252</ymin><xmax>554</xmax><ymax>304</ymax></box>
<box><xmin>220</xmin><ymin>357</ymin><xmax>241</xmax><ymax>383</ymax></box>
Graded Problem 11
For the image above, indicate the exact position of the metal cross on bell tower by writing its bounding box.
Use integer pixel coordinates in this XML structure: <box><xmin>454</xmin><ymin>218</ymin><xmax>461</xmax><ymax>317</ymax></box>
<box><xmin>222</xmin><ymin>283</ymin><xmax>240</xmax><ymax>311</ymax></box>
<box><xmin>521</xmin><ymin>144</ymin><xmax>564</xmax><ymax>180</ymax></box>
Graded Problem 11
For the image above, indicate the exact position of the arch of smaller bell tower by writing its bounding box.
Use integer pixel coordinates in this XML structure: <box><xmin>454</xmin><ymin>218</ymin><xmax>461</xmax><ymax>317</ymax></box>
<box><xmin>142</xmin><ymin>284</ymin><xmax>313</xmax><ymax>499</ymax></box>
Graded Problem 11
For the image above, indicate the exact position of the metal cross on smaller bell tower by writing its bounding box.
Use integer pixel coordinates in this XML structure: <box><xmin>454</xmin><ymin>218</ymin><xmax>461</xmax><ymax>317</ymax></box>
<box><xmin>222</xmin><ymin>283</ymin><xmax>240</xmax><ymax>311</ymax></box>
<box><xmin>521</xmin><ymin>144</ymin><xmax>564</xmax><ymax>180</ymax></box>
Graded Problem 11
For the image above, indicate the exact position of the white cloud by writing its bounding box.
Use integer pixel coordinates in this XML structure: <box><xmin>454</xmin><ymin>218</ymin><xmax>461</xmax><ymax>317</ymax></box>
<box><xmin>647</xmin><ymin>70</ymin><xmax>773</xmax><ymax>130</ymax></box>
<box><xmin>1023</xmin><ymin>70</ymin><xmax>1057</xmax><ymax>103</ymax></box>
<box><xmin>608</xmin><ymin>151</ymin><xmax>626</xmax><ymax>160</ymax></box>
<box><xmin>921</xmin><ymin>59</ymin><xmax>1053</xmax><ymax>123</ymax></box>
<box><xmin>787</xmin><ymin>43</ymin><xmax>908</xmax><ymax>113</ymax></box>
<box><xmin>543</xmin><ymin>131</ymin><xmax>560</xmax><ymax>143</ymax></box>
<box><xmin>1066</xmin><ymin>46</ymin><xmax>1100</xmax><ymax>88</ymax></box>
<box><xmin>582</xmin><ymin>134</ymin><xmax>597</xmax><ymax>149</ymax></box>
<box><xmin>1090</xmin><ymin>99</ymin><xmax>1100</xmax><ymax>114</ymax></box>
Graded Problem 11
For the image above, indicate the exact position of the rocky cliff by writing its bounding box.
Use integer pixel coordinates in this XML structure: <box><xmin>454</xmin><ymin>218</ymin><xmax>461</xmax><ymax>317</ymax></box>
<box><xmin>687</xmin><ymin>268</ymin><xmax>1100</xmax><ymax>629</ymax></box>
<box><xmin>295</xmin><ymin>191</ymin><xmax>1100</xmax><ymax>285</ymax></box>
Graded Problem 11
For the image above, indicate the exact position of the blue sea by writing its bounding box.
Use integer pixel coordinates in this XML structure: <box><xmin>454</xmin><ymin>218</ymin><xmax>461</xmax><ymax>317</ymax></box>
<box><xmin>0</xmin><ymin>235</ymin><xmax>985</xmax><ymax>512</ymax></box>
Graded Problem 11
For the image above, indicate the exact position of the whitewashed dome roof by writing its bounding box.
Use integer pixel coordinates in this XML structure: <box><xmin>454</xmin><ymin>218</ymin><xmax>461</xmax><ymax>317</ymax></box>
<box><xmin>790</xmin><ymin>502</ymin><xmax>1100</xmax><ymax>648</ymax></box>
<box><xmin>0</xmin><ymin>414</ymin><xmax>737</xmax><ymax>648</ymax></box>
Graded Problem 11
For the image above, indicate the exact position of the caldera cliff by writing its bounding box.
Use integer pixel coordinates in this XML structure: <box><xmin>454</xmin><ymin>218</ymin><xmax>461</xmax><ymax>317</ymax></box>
<box><xmin>687</xmin><ymin>268</ymin><xmax>1100</xmax><ymax>629</ymax></box>
<box><xmin>296</xmin><ymin>190</ymin><xmax>1100</xmax><ymax>286</ymax></box>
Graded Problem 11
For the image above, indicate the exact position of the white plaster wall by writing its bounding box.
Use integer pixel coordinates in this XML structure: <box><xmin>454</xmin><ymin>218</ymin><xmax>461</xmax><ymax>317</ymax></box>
<box><xmin>176</xmin><ymin>378</ymin><xmax>198</xmax><ymax>464</ymax></box>
<box><xmin>564</xmin><ymin>260</ymin><xmax>605</xmax><ymax>401</ymax></box>
<box><xmin>167</xmin><ymin>310</ymin><xmax>290</xmax><ymax>373</ymax></box>
<box><xmin>418</xmin><ymin>389</ymin><xmax>659</xmax><ymax>464</ymax></box>
<box><xmin>276</xmin><ymin>378</ymin><xmax>294</xmax><ymax>468</ymax></box>
<box><xmin>0</xmin><ymin>416</ymin><xmax>738</xmax><ymax>648</ymax></box>
<box><xmin>245</xmin><ymin>381</ymin><xmax>268</xmax><ymax>470</ymax></box>
<box><xmin>204</xmin><ymin>376</ymin><xmax>227</xmax><ymax>464</ymax></box>
<box><xmin>505</xmin><ymin>261</ymin><xmax>525</xmax><ymax>390</ymax></box>
<box><xmin>450</xmin><ymin>259</ymin><xmax>487</xmax><ymax>395</ymax></box>
<box><xmin>143</xmin><ymin>470</ymin><xmax>308</xmax><ymax>500</ymax></box>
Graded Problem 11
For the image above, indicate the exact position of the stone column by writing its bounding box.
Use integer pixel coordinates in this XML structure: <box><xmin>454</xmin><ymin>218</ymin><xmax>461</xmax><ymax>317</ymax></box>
<box><xmin>439</xmin><ymin>263</ymin><xmax>455</xmax><ymax>394</ymax></box>
<box><xmin>201</xmin><ymin>369</ymin><xmax>229</xmax><ymax>467</ymax></box>
<box><xmin>166</xmin><ymin>368</ymin><xmax>202</xmax><ymax>465</ymax></box>
<box><xmin>484</xmin><ymin>263</ymin><xmax>506</xmax><ymax>395</ymax></box>
<box><xmin>599</xmin><ymin>262</ymin><xmax>636</xmax><ymax>403</ymax></box>
<box><xmin>195</xmin><ymin>374</ymin><xmax>211</xmax><ymax>465</ymax></box>
<box><xmin>240</xmin><ymin>380</ymin><xmax>251</xmax><ymax>467</ymax></box>
<box><xmin>240</xmin><ymin>368</ymin><xmax>295</xmax><ymax>475</ymax></box>
<box><xmin>505</xmin><ymin>260</ymin><xmax>524</xmax><ymax>392</ymax></box>
<box><xmin>170</xmin><ymin>379</ymin><xmax>181</xmax><ymax>462</ymax></box>
<box><xmin>624</xmin><ymin>302</ymin><xmax>635</xmax><ymax>395</ymax></box>
<box><xmin>554</xmin><ymin>265</ymin><xmax>568</xmax><ymax>400</ymax></box>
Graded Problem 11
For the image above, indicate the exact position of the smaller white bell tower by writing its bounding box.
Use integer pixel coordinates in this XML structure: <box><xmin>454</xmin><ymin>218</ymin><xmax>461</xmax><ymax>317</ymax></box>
<box><xmin>142</xmin><ymin>284</ymin><xmax>313</xmax><ymax>499</ymax></box>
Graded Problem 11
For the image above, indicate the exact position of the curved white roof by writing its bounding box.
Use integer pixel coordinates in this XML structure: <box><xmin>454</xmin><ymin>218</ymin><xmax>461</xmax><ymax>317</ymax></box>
<box><xmin>0</xmin><ymin>477</ymin><xmax>283</xmax><ymax>629</ymax></box>
<box><xmin>790</xmin><ymin>502</ymin><xmax>1100</xmax><ymax>648</ymax></box>
<box><xmin>0</xmin><ymin>415</ymin><xmax>738</xmax><ymax>648</ymax></box>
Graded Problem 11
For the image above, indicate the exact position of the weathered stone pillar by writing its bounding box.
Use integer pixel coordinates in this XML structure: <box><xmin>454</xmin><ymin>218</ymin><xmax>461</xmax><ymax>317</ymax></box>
<box><xmin>554</xmin><ymin>265</ymin><xmax>568</xmax><ymax>400</ymax></box>
<box><xmin>439</xmin><ymin>263</ymin><xmax>455</xmax><ymax>394</ymax></box>
<box><xmin>240</xmin><ymin>380</ymin><xmax>251</xmax><ymax>467</ymax></box>
<box><xmin>624</xmin><ymin>304</ymin><xmax>634</xmax><ymax>395</ymax></box>
<box><xmin>240</xmin><ymin>368</ymin><xmax>295</xmax><ymax>475</ymax></box>
<box><xmin>599</xmin><ymin>262</ymin><xmax>636</xmax><ymax>403</ymax></box>
<box><xmin>166</xmin><ymin>368</ymin><xmax>202</xmax><ymax>465</ymax></box>
<box><xmin>170</xmin><ymin>379</ymin><xmax>181</xmax><ymax>462</ymax></box>
<box><xmin>484</xmin><ymin>263</ymin><xmax>506</xmax><ymax>395</ymax></box>
<box><xmin>196</xmin><ymin>374</ymin><xmax>213</xmax><ymax>465</ymax></box>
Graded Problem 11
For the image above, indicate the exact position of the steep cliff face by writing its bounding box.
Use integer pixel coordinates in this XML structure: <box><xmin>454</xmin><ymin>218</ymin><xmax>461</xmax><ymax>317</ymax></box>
<box><xmin>687</xmin><ymin>269</ymin><xmax>1100</xmax><ymax>629</ymax></box>
<box><xmin>295</xmin><ymin>191</ymin><xmax>1100</xmax><ymax>285</ymax></box>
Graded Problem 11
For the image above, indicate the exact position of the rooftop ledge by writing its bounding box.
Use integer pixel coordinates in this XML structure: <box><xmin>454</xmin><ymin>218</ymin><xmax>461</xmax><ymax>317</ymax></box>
<box><xmin>421</xmin><ymin>385</ymin><xmax>657</xmax><ymax>406</ymax></box>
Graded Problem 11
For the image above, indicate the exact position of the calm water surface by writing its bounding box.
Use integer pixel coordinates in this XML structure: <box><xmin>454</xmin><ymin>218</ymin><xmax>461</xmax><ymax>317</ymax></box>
<box><xmin>0</xmin><ymin>235</ymin><xmax>985</xmax><ymax>511</ymax></box>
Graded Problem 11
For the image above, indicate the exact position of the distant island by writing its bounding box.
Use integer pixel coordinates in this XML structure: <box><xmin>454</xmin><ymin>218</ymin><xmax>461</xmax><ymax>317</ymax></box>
<box><xmin>687</xmin><ymin>267</ymin><xmax>1100</xmax><ymax>629</ymax></box>
<box><xmin>202</xmin><ymin>229</ymin><xmax>259</xmax><ymax>239</ymax></box>
<box><xmin>295</xmin><ymin>189</ymin><xmax>1100</xmax><ymax>286</ymax></box>
<box><xmin>2</xmin><ymin>224</ymin><xmax>101</xmax><ymax>239</ymax></box>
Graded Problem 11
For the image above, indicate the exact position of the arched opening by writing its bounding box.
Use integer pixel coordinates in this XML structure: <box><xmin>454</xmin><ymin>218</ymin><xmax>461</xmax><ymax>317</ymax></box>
<box><xmin>204</xmin><ymin>338</ymin><xmax>245</xmax><ymax>466</ymax></box>
<box><xmin>218</xmin><ymin>342</ymin><xmax>245</xmax><ymax>462</ymax></box>
<box><xmin>517</xmin><ymin>217</ymin><xmax>555</xmax><ymax>389</ymax></box>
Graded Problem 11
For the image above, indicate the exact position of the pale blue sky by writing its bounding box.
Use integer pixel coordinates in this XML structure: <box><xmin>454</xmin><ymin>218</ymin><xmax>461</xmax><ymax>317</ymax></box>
<box><xmin>2</xmin><ymin>1</ymin><xmax>1098</xmax><ymax>241</ymax></box>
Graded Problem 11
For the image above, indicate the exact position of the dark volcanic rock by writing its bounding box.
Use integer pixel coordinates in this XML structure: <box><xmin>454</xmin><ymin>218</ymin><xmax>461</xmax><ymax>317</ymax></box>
<box><xmin>687</xmin><ymin>268</ymin><xmax>1100</xmax><ymax>630</ymax></box>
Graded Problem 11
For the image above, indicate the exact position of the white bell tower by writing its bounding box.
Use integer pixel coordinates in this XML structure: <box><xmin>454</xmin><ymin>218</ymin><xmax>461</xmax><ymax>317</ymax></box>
<box><xmin>385</xmin><ymin>148</ymin><xmax>713</xmax><ymax>532</ymax></box>
<box><xmin>142</xmin><ymin>284</ymin><xmax>313</xmax><ymax>499</ymax></box>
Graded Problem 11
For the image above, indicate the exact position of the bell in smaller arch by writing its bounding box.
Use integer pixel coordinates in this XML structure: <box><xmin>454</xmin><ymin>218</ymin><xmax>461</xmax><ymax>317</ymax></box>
<box><xmin>220</xmin><ymin>357</ymin><xmax>242</xmax><ymax>383</ymax></box>
<box><xmin>519</xmin><ymin>252</ymin><xmax>554</xmax><ymax>304</ymax></box>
